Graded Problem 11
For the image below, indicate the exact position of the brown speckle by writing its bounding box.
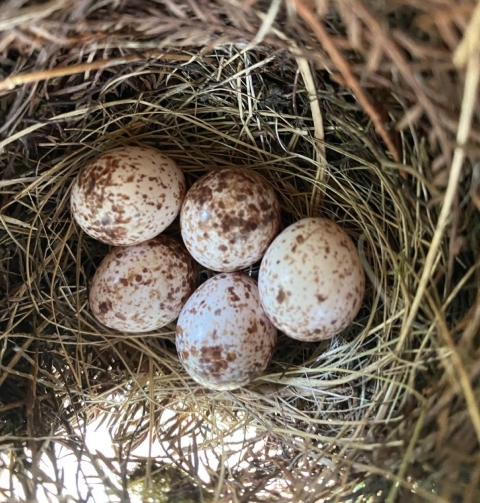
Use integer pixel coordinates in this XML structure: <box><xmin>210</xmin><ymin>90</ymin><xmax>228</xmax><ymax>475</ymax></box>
<box><xmin>227</xmin><ymin>286</ymin><xmax>241</xmax><ymax>302</ymax></box>
<box><xmin>98</xmin><ymin>301</ymin><xmax>110</xmax><ymax>314</ymax></box>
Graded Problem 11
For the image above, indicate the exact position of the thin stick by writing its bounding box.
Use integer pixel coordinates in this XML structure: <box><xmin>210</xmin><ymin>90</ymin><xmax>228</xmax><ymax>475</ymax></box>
<box><xmin>386</xmin><ymin>408</ymin><xmax>426</xmax><ymax>503</ymax></box>
<box><xmin>347</xmin><ymin>0</ymin><xmax>452</xmax><ymax>164</ymax></box>
<box><xmin>396</xmin><ymin>54</ymin><xmax>480</xmax><ymax>350</ymax></box>
<box><xmin>453</xmin><ymin>0</ymin><xmax>480</xmax><ymax>67</ymax></box>
<box><xmin>435</xmin><ymin>303</ymin><xmax>480</xmax><ymax>445</ymax></box>
<box><xmin>296</xmin><ymin>56</ymin><xmax>327</xmax><ymax>212</ymax></box>
<box><xmin>0</xmin><ymin>53</ymin><xmax>195</xmax><ymax>92</ymax></box>
<box><xmin>289</xmin><ymin>0</ymin><xmax>401</xmax><ymax>162</ymax></box>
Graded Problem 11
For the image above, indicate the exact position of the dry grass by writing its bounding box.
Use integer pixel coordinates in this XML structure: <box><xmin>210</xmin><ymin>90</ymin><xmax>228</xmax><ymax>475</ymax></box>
<box><xmin>0</xmin><ymin>1</ymin><xmax>479</xmax><ymax>502</ymax></box>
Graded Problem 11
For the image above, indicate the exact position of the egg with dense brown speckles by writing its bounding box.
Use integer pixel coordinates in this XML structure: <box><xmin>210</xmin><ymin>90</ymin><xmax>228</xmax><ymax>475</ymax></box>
<box><xmin>258</xmin><ymin>217</ymin><xmax>365</xmax><ymax>342</ymax></box>
<box><xmin>89</xmin><ymin>236</ymin><xmax>197</xmax><ymax>333</ymax></box>
<box><xmin>176</xmin><ymin>272</ymin><xmax>277</xmax><ymax>390</ymax></box>
<box><xmin>180</xmin><ymin>169</ymin><xmax>280</xmax><ymax>272</ymax></box>
<box><xmin>71</xmin><ymin>146</ymin><xmax>186</xmax><ymax>246</ymax></box>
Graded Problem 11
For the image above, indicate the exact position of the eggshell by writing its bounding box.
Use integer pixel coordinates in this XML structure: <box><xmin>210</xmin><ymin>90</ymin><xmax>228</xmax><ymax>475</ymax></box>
<box><xmin>180</xmin><ymin>169</ymin><xmax>280</xmax><ymax>272</ymax></box>
<box><xmin>258</xmin><ymin>217</ymin><xmax>365</xmax><ymax>341</ymax></box>
<box><xmin>89</xmin><ymin>236</ymin><xmax>197</xmax><ymax>333</ymax></box>
<box><xmin>71</xmin><ymin>145</ymin><xmax>186</xmax><ymax>246</ymax></box>
<box><xmin>176</xmin><ymin>273</ymin><xmax>277</xmax><ymax>390</ymax></box>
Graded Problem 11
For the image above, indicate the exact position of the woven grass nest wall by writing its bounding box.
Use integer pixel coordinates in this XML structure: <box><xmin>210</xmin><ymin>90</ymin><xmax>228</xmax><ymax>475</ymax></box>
<box><xmin>1</xmin><ymin>1</ymin><xmax>480</xmax><ymax>502</ymax></box>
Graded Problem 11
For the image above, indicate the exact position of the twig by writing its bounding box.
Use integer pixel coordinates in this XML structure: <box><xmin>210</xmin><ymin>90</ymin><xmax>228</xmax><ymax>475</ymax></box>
<box><xmin>289</xmin><ymin>0</ymin><xmax>401</xmax><ymax>162</ymax></box>
<box><xmin>435</xmin><ymin>303</ymin><xmax>480</xmax><ymax>446</ymax></box>
<box><xmin>386</xmin><ymin>408</ymin><xmax>426</xmax><ymax>503</ymax></box>
<box><xmin>347</xmin><ymin>0</ymin><xmax>452</xmax><ymax>164</ymax></box>
<box><xmin>0</xmin><ymin>394</ymin><xmax>51</xmax><ymax>413</ymax></box>
<box><xmin>453</xmin><ymin>0</ymin><xmax>480</xmax><ymax>67</ymax></box>
<box><xmin>0</xmin><ymin>0</ymin><xmax>64</xmax><ymax>30</ymax></box>
<box><xmin>0</xmin><ymin>53</ymin><xmax>195</xmax><ymax>92</ymax></box>
<box><xmin>296</xmin><ymin>56</ymin><xmax>327</xmax><ymax>212</ymax></box>
<box><xmin>396</xmin><ymin>42</ymin><xmax>480</xmax><ymax>350</ymax></box>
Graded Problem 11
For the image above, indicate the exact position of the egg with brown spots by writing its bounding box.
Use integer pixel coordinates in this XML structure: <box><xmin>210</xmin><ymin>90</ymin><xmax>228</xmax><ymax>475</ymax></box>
<box><xmin>89</xmin><ymin>236</ymin><xmax>197</xmax><ymax>333</ymax></box>
<box><xmin>180</xmin><ymin>169</ymin><xmax>281</xmax><ymax>272</ymax></box>
<box><xmin>258</xmin><ymin>217</ymin><xmax>365</xmax><ymax>342</ymax></box>
<box><xmin>71</xmin><ymin>145</ymin><xmax>186</xmax><ymax>246</ymax></box>
<box><xmin>176</xmin><ymin>272</ymin><xmax>277</xmax><ymax>390</ymax></box>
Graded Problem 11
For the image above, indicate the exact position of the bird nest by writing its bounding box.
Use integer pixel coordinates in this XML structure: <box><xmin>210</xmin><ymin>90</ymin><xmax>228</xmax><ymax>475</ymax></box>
<box><xmin>1</xmin><ymin>1</ymin><xmax>480</xmax><ymax>502</ymax></box>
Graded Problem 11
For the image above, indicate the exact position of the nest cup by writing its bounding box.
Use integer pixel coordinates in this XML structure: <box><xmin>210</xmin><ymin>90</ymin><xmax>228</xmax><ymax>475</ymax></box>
<box><xmin>1</xmin><ymin>1</ymin><xmax>480</xmax><ymax>502</ymax></box>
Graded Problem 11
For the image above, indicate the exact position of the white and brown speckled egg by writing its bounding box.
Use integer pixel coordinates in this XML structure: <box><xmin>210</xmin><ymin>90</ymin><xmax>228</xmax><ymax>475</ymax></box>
<box><xmin>258</xmin><ymin>217</ymin><xmax>365</xmax><ymax>342</ymax></box>
<box><xmin>89</xmin><ymin>236</ymin><xmax>197</xmax><ymax>333</ymax></box>
<box><xmin>180</xmin><ymin>169</ymin><xmax>280</xmax><ymax>272</ymax></box>
<box><xmin>176</xmin><ymin>272</ymin><xmax>277</xmax><ymax>391</ymax></box>
<box><xmin>71</xmin><ymin>145</ymin><xmax>186</xmax><ymax>246</ymax></box>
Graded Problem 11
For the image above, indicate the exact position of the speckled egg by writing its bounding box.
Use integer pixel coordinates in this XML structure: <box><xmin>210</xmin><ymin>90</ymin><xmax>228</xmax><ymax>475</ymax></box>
<box><xmin>176</xmin><ymin>273</ymin><xmax>277</xmax><ymax>390</ymax></box>
<box><xmin>71</xmin><ymin>145</ymin><xmax>186</xmax><ymax>246</ymax></box>
<box><xmin>89</xmin><ymin>236</ymin><xmax>197</xmax><ymax>333</ymax></box>
<box><xmin>180</xmin><ymin>169</ymin><xmax>280</xmax><ymax>272</ymax></box>
<box><xmin>258</xmin><ymin>217</ymin><xmax>365</xmax><ymax>342</ymax></box>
